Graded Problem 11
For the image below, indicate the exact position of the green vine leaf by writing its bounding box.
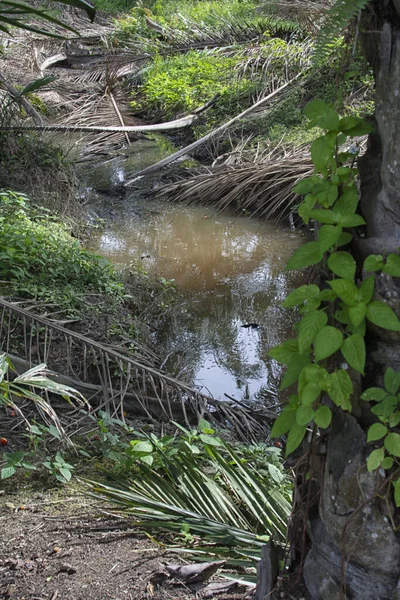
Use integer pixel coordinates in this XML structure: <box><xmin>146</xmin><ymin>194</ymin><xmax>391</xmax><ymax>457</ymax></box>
<box><xmin>384</xmin><ymin>368</ymin><xmax>400</xmax><ymax>395</ymax></box>
<box><xmin>338</xmin><ymin>213</ymin><xmax>366</xmax><ymax>227</ymax></box>
<box><xmin>364</xmin><ymin>255</ymin><xmax>384</xmax><ymax>272</ymax></box>
<box><xmin>382</xmin><ymin>253</ymin><xmax>400</xmax><ymax>277</ymax></box>
<box><xmin>327</xmin><ymin>251</ymin><xmax>356</xmax><ymax>280</ymax></box>
<box><xmin>358</xmin><ymin>275</ymin><xmax>375</xmax><ymax>304</ymax></box>
<box><xmin>314</xmin><ymin>405</ymin><xmax>332</xmax><ymax>428</ymax></box>
<box><xmin>393</xmin><ymin>479</ymin><xmax>400</xmax><ymax>508</ymax></box>
<box><xmin>367</xmin><ymin>423</ymin><xmax>388</xmax><ymax>442</ymax></box>
<box><xmin>328</xmin><ymin>279</ymin><xmax>358</xmax><ymax>306</ymax></box>
<box><xmin>367</xmin><ymin>447</ymin><xmax>385</xmax><ymax>472</ymax></box>
<box><xmin>318</xmin><ymin>225</ymin><xmax>342</xmax><ymax>252</ymax></box>
<box><xmin>340</xmin><ymin>334</ymin><xmax>366</xmax><ymax>374</ymax></box>
<box><xmin>361</xmin><ymin>387</ymin><xmax>387</xmax><ymax>402</ymax></box>
<box><xmin>282</xmin><ymin>285</ymin><xmax>320</xmax><ymax>308</ymax></box>
<box><xmin>336</xmin><ymin>232</ymin><xmax>353</xmax><ymax>247</ymax></box>
<box><xmin>339</xmin><ymin>116</ymin><xmax>373</xmax><ymax>136</ymax></box>
<box><xmin>384</xmin><ymin>432</ymin><xmax>400</xmax><ymax>457</ymax></box>
<box><xmin>349</xmin><ymin>302</ymin><xmax>366</xmax><ymax>328</ymax></box>
<box><xmin>270</xmin><ymin>406</ymin><xmax>297</xmax><ymax>437</ymax></box>
<box><xmin>268</xmin><ymin>339</ymin><xmax>299</xmax><ymax>365</ymax></box>
<box><xmin>301</xmin><ymin>382</ymin><xmax>321</xmax><ymax>406</ymax></box>
<box><xmin>314</xmin><ymin>326</ymin><xmax>343</xmax><ymax>361</ymax></box>
<box><xmin>305</xmin><ymin>100</ymin><xmax>340</xmax><ymax>130</ymax></box>
<box><xmin>298</xmin><ymin>310</ymin><xmax>328</xmax><ymax>353</ymax></box>
<box><xmin>285</xmin><ymin>423</ymin><xmax>307</xmax><ymax>456</ymax></box>
<box><xmin>334</xmin><ymin>185</ymin><xmax>358</xmax><ymax>215</ymax></box>
<box><xmin>296</xmin><ymin>405</ymin><xmax>315</xmax><ymax>426</ymax></box>
<box><xmin>366</xmin><ymin>301</ymin><xmax>400</xmax><ymax>331</ymax></box>
<box><xmin>280</xmin><ymin>353</ymin><xmax>311</xmax><ymax>391</ymax></box>
<box><xmin>286</xmin><ymin>241</ymin><xmax>323</xmax><ymax>270</ymax></box>
<box><xmin>327</xmin><ymin>369</ymin><xmax>353</xmax><ymax>411</ymax></box>
<box><xmin>310</xmin><ymin>132</ymin><xmax>337</xmax><ymax>173</ymax></box>
<box><xmin>381</xmin><ymin>457</ymin><xmax>394</xmax><ymax>470</ymax></box>
<box><xmin>308</xmin><ymin>208</ymin><xmax>340</xmax><ymax>225</ymax></box>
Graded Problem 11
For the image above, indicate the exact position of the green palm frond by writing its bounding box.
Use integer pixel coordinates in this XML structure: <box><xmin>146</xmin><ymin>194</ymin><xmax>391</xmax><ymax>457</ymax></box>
<box><xmin>86</xmin><ymin>440</ymin><xmax>292</xmax><ymax>567</ymax></box>
<box><xmin>314</xmin><ymin>0</ymin><xmax>371</xmax><ymax>64</ymax></box>
<box><xmin>0</xmin><ymin>0</ymin><xmax>95</xmax><ymax>38</ymax></box>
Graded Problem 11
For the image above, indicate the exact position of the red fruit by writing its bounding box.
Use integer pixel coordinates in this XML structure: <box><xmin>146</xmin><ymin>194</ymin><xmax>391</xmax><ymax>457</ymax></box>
<box><xmin>0</xmin><ymin>438</ymin><xmax>8</xmax><ymax>445</ymax></box>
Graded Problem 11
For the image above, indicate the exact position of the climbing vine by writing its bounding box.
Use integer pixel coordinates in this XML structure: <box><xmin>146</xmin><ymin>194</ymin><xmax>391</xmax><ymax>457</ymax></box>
<box><xmin>269</xmin><ymin>100</ymin><xmax>400</xmax><ymax>507</ymax></box>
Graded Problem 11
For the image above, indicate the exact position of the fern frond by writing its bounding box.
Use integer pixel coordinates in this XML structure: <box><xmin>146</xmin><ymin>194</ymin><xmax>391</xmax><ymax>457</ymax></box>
<box><xmin>314</xmin><ymin>0</ymin><xmax>371</xmax><ymax>64</ymax></box>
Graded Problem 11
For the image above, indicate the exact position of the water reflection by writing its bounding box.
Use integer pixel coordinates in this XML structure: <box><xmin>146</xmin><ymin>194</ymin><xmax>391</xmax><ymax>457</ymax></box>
<box><xmin>91</xmin><ymin>195</ymin><xmax>304</xmax><ymax>401</ymax></box>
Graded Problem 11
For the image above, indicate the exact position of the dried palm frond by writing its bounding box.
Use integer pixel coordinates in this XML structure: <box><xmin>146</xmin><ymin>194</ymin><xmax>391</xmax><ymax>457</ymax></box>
<box><xmin>0</xmin><ymin>353</ymin><xmax>85</xmax><ymax>444</ymax></box>
<box><xmin>258</xmin><ymin>0</ymin><xmax>331</xmax><ymax>32</ymax></box>
<box><xmin>0</xmin><ymin>298</ymin><xmax>273</xmax><ymax>440</ymax></box>
<box><xmin>150</xmin><ymin>146</ymin><xmax>313</xmax><ymax>223</ymax></box>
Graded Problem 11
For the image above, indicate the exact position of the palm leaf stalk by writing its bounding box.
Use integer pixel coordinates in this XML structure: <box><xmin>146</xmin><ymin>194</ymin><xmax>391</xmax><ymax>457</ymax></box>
<box><xmin>86</xmin><ymin>440</ymin><xmax>292</xmax><ymax>569</ymax></box>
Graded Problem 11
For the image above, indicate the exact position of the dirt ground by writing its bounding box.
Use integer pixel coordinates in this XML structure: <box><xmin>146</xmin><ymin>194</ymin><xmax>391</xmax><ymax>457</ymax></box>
<box><xmin>0</xmin><ymin>487</ymin><xmax>252</xmax><ymax>600</ymax></box>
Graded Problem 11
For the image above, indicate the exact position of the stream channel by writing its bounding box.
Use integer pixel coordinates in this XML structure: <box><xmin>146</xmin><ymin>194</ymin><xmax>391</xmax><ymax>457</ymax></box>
<box><xmin>81</xmin><ymin>138</ymin><xmax>304</xmax><ymax>406</ymax></box>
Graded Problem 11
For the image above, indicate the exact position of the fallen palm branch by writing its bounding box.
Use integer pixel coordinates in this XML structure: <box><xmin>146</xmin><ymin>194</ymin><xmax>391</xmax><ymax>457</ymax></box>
<box><xmin>0</xmin><ymin>298</ymin><xmax>274</xmax><ymax>440</ymax></box>
<box><xmin>86</xmin><ymin>435</ymin><xmax>292</xmax><ymax>574</ymax></box>
<box><xmin>150</xmin><ymin>146</ymin><xmax>313</xmax><ymax>222</ymax></box>
<box><xmin>124</xmin><ymin>72</ymin><xmax>306</xmax><ymax>182</ymax></box>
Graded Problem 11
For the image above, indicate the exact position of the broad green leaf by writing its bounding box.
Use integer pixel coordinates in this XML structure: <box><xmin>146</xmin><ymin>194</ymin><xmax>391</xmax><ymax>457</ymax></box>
<box><xmin>372</xmin><ymin>396</ymin><xmax>398</xmax><ymax>419</ymax></box>
<box><xmin>389</xmin><ymin>411</ymin><xmax>400</xmax><ymax>428</ymax></box>
<box><xmin>328</xmin><ymin>251</ymin><xmax>356</xmax><ymax>280</ymax></box>
<box><xmin>327</xmin><ymin>369</ymin><xmax>353</xmax><ymax>411</ymax></box>
<box><xmin>282</xmin><ymin>284</ymin><xmax>321</xmax><ymax>308</ymax></box>
<box><xmin>383</xmin><ymin>253</ymin><xmax>400</xmax><ymax>277</ymax></box>
<box><xmin>341</xmin><ymin>335</ymin><xmax>365</xmax><ymax>374</ymax></box>
<box><xmin>310</xmin><ymin>132</ymin><xmax>337</xmax><ymax>173</ymax></box>
<box><xmin>364</xmin><ymin>255</ymin><xmax>384</xmax><ymax>272</ymax></box>
<box><xmin>1</xmin><ymin>466</ymin><xmax>16</xmax><ymax>479</ymax></box>
<box><xmin>200</xmin><ymin>434</ymin><xmax>222</xmax><ymax>446</ymax></box>
<box><xmin>384</xmin><ymin>367</ymin><xmax>400</xmax><ymax>395</ymax></box>
<box><xmin>298</xmin><ymin>297</ymin><xmax>321</xmax><ymax>314</ymax></box>
<box><xmin>286</xmin><ymin>242</ymin><xmax>323</xmax><ymax>270</ymax></box>
<box><xmin>361</xmin><ymin>387</ymin><xmax>387</xmax><ymax>401</ymax></box>
<box><xmin>352</xmin><ymin>320</ymin><xmax>366</xmax><ymax>337</ymax></box>
<box><xmin>298</xmin><ymin>194</ymin><xmax>318</xmax><ymax>224</ymax></box>
<box><xmin>328</xmin><ymin>279</ymin><xmax>358</xmax><ymax>306</ymax></box>
<box><xmin>59</xmin><ymin>467</ymin><xmax>72</xmax><ymax>481</ymax></box>
<box><xmin>270</xmin><ymin>407</ymin><xmax>297</xmax><ymax>437</ymax></box>
<box><xmin>268</xmin><ymin>339</ymin><xmax>299</xmax><ymax>365</ymax></box>
<box><xmin>319</xmin><ymin>289</ymin><xmax>337</xmax><ymax>302</ymax></box>
<box><xmin>339</xmin><ymin>116</ymin><xmax>373</xmax><ymax>136</ymax></box>
<box><xmin>294</xmin><ymin>177</ymin><xmax>317</xmax><ymax>194</ymax></box>
<box><xmin>366</xmin><ymin>301</ymin><xmax>400</xmax><ymax>331</ymax></box>
<box><xmin>358</xmin><ymin>275</ymin><xmax>375</xmax><ymax>304</ymax></box>
<box><xmin>334</xmin><ymin>185</ymin><xmax>359</xmax><ymax>216</ymax></box>
<box><xmin>305</xmin><ymin>100</ymin><xmax>339</xmax><ymax>130</ymax></box>
<box><xmin>131</xmin><ymin>441</ymin><xmax>153</xmax><ymax>453</ymax></box>
<box><xmin>296</xmin><ymin>405</ymin><xmax>315</xmax><ymax>426</ymax></box>
<box><xmin>339</xmin><ymin>214</ymin><xmax>366</xmax><ymax>227</ymax></box>
<box><xmin>367</xmin><ymin>423</ymin><xmax>388</xmax><ymax>442</ymax></box>
<box><xmin>285</xmin><ymin>423</ymin><xmax>307</xmax><ymax>456</ymax></box>
<box><xmin>384</xmin><ymin>433</ymin><xmax>400</xmax><ymax>457</ymax></box>
<box><xmin>381</xmin><ymin>457</ymin><xmax>394</xmax><ymax>470</ymax></box>
<box><xmin>301</xmin><ymin>364</ymin><xmax>329</xmax><ymax>388</ymax></box>
<box><xmin>349</xmin><ymin>303</ymin><xmax>366</xmax><ymax>328</ymax></box>
<box><xmin>314</xmin><ymin>405</ymin><xmax>332</xmax><ymax>428</ymax></box>
<box><xmin>336</xmin><ymin>231</ymin><xmax>353</xmax><ymax>247</ymax></box>
<box><xmin>308</xmin><ymin>209</ymin><xmax>339</xmax><ymax>224</ymax></box>
<box><xmin>314</xmin><ymin>326</ymin><xmax>343</xmax><ymax>361</ymax></box>
<box><xmin>301</xmin><ymin>382</ymin><xmax>321</xmax><ymax>406</ymax></box>
<box><xmin>393</xmin><ymin>478</ymin><xmax>400</xmax><ymax>508</ymax></box>
<box><xmin>298</xmin><ymin>310</ymin><xmax>328</xmax><ymax>353</ymax></box>
<box><xmin>318</xmin><ymin>225</ymin><xmax>342</xmax><ymax>252</ymax></box>
<box><xmin>367</xmin><ymin>447</ymin><xmax>384</xmax><ymax>472</ymax></box>
<box><xmin>280</xmin><ymin>353</ymin><xmax>311</xmax><ymax>390</ymax></box>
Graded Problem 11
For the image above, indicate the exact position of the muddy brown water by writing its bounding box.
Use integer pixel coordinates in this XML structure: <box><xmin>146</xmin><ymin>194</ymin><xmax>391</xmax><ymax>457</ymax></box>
<box><xmin>83</xmin><ymin>139</ymin><xmax>304</xmax><ymax>404</ymax></box>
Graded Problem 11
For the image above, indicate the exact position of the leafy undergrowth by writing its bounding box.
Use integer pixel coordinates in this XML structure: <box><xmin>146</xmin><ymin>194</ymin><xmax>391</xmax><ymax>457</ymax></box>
<box><xmin>0</xmin><ymin>189</ymin><xmax>123</xmax><ymax>308</ymax></box>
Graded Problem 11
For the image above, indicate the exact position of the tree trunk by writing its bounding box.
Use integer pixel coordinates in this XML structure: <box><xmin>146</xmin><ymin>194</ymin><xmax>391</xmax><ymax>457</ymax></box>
<box><xmin>304</xmin><ymin>3</ymin><xmax>400</xmax><ymax>598</ymax></box>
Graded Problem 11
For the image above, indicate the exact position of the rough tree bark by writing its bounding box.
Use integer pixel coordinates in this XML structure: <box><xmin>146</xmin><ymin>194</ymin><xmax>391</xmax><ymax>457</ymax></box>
<box><xmin>303</xmin><ymin>2</ymin><xmax>400</xmax><ymax>598</ymax></box>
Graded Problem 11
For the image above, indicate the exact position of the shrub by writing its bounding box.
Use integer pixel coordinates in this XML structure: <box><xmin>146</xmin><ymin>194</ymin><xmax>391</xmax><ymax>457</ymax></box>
<box><xmin>0</xmin><ymin>190</ymin><xmax>123</xmax><ymax>305</ymax></box>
